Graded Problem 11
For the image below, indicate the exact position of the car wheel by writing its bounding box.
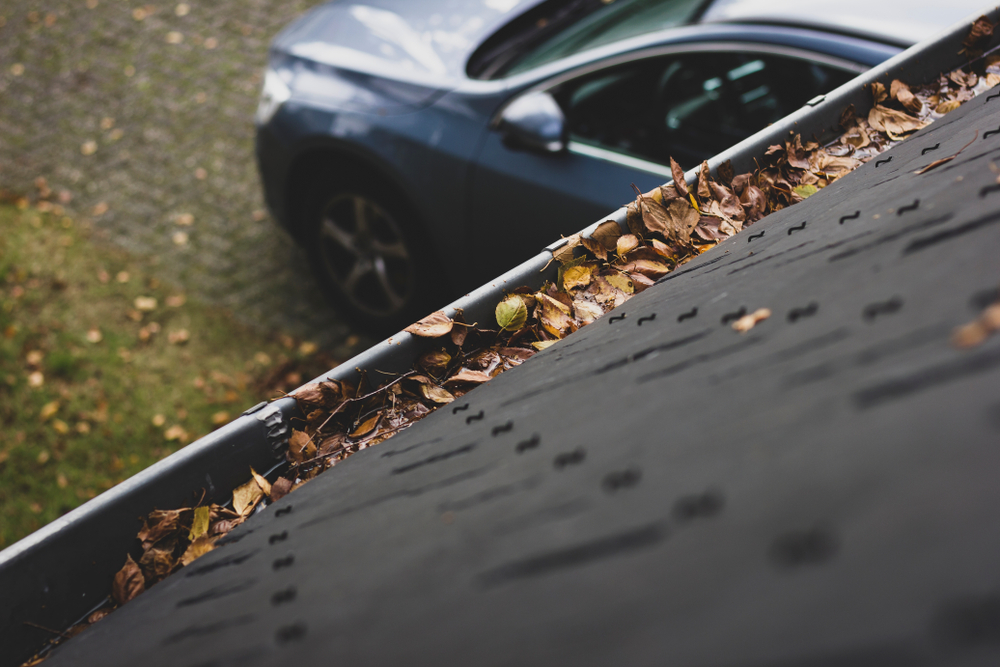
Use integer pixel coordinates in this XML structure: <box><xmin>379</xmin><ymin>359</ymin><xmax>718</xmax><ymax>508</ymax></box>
<box><xmin>304</xmin><ymin>178</ymin><xmax>443</xmax><ymax>336</ymax></box>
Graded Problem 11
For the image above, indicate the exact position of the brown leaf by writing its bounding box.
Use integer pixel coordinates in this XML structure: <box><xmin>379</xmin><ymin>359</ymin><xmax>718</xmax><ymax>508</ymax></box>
<box><xmin>590</xmin><ymin>220</ymin><xmax>622</xmax><ymax>250</ymax></box>
<box><xmin>870</xmin><ymin>81</ymin><xmax>887</xmax><ymax>105</ymax></box>
<box><xmin>419</xmin><ymin>382</ymin><xmax>455</xmax><ymax>404</ymax></box>
<box><xmin>572</xmin><ymin>298</ymin><xmax>605</xmax><ymax>325</ymax></box>
<box><xmin>404</xmin><ymin>311</ymin><xmax>453</xmax><ymax>338</ymax></box>
<box><xmin>417</xmin><ymin>349</ymin><xmax>451</xmax><ymax>375</ymax></box>
<box><xmin>551</xmin><ymin>233</ymin><xmax>582</xmax><ymax>265</ymax></box>
<box><xmin>137</xmin><ymin>509</ymin><xmax>185</xmax><ymax>551</ymax></box>
<box><xmin>271</xmin><ymin>477</ymin><xmax>293</xmax><ymax>502</ymax></box>
<box><xmin>669</xmin><ymin>157</ymin><xmax>689</xmax><ymax>197</ymax></box>
<box><xmin>581</xmin><ymin>235</ymin><xmax>608</xmax><ymax>261</ymax></box>
<box><xmin>717</xmin><ymin>160</ymin><xmax>735</xmax><ymax>185</ymax></box>
<box><xmin>535</xmin><ymin>293</ymin><xmax>577</xmax><ymax>338</ymax></box>
<box><xmin>444</xmin><ymin>368</ymin><xmax>493</xmax><ymax>385</ymax></box>
<box><xmin>914</xmin><ymin>131</ymin><xmax>977</xmax><ymax>174</ymax></box>
<box><xmin>112</xmin><ymin>555</ymin><xmax>145</xmax><ymax>605</ymax></box>
<box><xmin>697</xmin><ymin>161</ymin><xmax>712</xmax><ymax>199</ymax></box>
<box><xmin>963</xmin><ymin>15</ymin><xmax>995</xmax><ymax>55</ymax></box>
<box><xmin>139</xmin><ymin>547</ymin><xmax>176</xmax><ymax>583</ymax></box>
<box><xmin>615</xmin><ymin>234</ymin><xmax>640</xmax><ymax>257</ymax></box>
<box><xmin>450</xmin><ymin>308</ymin><xmax>469</xmax><ymax>347</ymax></box>
<box><xmin>233</xmin><ymin>477</ymin><xmax>264</xmax><ymax>517</ymax></box>
<box><xmin>890</xmin><ymin>79</ymin><xmax>923</xmax><ymax>115</ymax></box>
<box><xmin>350</xmin><ymin>413</ymin><xmax>381</xmax><ymax>438</ymax></box>
<box><xmin>288</xmin><ymin>429</ymin><xmax>316</xmax><ymax>464</ymax></box>
<box><xmin>619</xmin><ymin>259</ymin><xmax>671</xmax><ymax>280</ymax></box>
<box><xmin>638</xmin><ymin>195</ymin><xmax>700</xmax><ymax>245</ymax></box>
<box><xmin>250</xmin><ymin>468</ymin><xmax>272</xmax><ymax>498</ymax></box>
<box><xmin>180</xmin><ymin>535</ymin><xmax>217</xmax><ymax>567</ymax></box>
<box><xmin>290</xmin><ymin>380</ymin><xmax>346</xmax><ymax>410</ymax></box>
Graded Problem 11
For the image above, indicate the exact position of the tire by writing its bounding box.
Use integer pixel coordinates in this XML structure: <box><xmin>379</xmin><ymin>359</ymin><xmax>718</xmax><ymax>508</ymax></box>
<box><xmin>301</xmin><ymin>171</ymin><xmax>445</xmax><ymax>336</ymax></box>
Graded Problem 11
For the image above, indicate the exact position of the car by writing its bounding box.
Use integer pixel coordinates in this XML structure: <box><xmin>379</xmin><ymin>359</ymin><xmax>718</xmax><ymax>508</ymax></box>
<box><xmin>254</xmin><ymin>0</ymin><xmax>985</xmax><ymax>332</ymax></box>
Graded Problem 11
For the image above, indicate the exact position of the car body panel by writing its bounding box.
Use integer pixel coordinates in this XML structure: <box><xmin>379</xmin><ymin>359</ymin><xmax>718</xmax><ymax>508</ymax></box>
<box><xmin>271</xmin><ymin>0</ymin><xmax>546</xmax><ymax>85</ymax></box>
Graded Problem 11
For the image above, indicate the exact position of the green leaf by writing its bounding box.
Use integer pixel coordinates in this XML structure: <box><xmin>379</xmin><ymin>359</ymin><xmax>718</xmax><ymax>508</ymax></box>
<box><xmin>793</xmin><ymin>184</ymin><xmax>818</xmax><ymax>199</ymax></box>
<box><xmin>495</xmin><ymin>295</ymin><xmax>528</xmax><ymax>331</ymax></box>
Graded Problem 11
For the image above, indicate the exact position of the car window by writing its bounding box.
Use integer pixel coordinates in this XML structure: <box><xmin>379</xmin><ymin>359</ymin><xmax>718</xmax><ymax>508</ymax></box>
<box><xmin>551</xmin><ymin>51</ymin><xmax>856</xmax><ymax>165</ymax></box>
<box><xmin>501</xmin><ymin>0</ymin><xmax>705</xmax><ymax>77</ymax></box>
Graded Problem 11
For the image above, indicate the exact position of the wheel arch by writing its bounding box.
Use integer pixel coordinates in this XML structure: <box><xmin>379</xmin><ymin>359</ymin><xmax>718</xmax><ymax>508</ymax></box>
<box><xmin>283</xmin><ymin>139</ymin><xmax>429</xmax><ymax>246</ymax></box>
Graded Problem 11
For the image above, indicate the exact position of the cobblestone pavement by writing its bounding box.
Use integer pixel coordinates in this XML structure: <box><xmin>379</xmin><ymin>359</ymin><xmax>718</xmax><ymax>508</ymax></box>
<box><xmin>0</xmin><ymin>0</ymin><xmax>365</xmax><ymax>350</ymax></box>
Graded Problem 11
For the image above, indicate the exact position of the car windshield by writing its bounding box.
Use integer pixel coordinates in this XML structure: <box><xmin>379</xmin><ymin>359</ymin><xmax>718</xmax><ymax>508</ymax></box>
<box><xmin>501</xmin><ymin>0</ymin><xmax>706</xmax><ymax>76</ymax></box>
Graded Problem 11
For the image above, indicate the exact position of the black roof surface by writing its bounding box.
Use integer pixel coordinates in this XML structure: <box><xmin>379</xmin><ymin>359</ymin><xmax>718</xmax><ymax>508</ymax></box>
<box><xmin>40</xmin><ymin>66</ymin><xmax>1000</xmax><ymax>667</ymax></box>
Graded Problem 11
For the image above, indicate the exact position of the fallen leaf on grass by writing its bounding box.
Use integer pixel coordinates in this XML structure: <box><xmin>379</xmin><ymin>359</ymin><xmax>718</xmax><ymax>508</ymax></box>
<box><xmin>134</xmin><ymin>296</ymin><xmax>157</xmax><ymax>311</ymax></box>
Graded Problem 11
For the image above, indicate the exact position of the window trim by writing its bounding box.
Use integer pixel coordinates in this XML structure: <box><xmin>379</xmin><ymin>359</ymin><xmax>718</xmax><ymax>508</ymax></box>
<box><xmin>492</xmin><ymin>41</ymin><xmax>869</xmax><ymax>173</ymax></box>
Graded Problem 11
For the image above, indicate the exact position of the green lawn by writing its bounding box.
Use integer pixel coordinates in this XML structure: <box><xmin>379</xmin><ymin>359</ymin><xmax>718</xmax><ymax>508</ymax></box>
<box><xmin>0</xmin><ymin>203</ymin><xmax>337</xmax><ymax>547</ymax></box>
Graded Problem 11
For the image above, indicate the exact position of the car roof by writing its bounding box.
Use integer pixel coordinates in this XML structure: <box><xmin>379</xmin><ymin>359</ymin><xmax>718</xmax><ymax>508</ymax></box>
<box><xmin>699</xmin><ymin>0</ymin><xmax>992</xmax><ymax>47</ymax></box>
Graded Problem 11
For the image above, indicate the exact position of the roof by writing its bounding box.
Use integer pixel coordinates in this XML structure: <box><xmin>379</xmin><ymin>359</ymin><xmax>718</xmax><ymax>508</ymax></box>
<box><xmin>37</xmin><ymin>46</ymin><xmax>1000</xmax><ymax>667</ymax></box>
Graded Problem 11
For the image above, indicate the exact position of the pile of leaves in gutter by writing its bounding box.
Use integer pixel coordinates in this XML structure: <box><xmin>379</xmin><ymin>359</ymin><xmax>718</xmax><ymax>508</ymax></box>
<box><xmin>22</xmin><ymin>18</ymin><xmax>999</xmax><ymax>665</ymax></box>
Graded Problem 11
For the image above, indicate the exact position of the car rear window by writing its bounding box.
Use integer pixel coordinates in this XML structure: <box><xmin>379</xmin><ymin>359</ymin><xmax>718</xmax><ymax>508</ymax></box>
<box><xmin>501</xmin><ymin>0</ymin><xmax>706</xmax><ymax>77</ymax></box>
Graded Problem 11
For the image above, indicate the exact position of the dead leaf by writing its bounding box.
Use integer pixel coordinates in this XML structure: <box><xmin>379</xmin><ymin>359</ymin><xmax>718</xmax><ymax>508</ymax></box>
<box><xmin>562</xmin><ymin>264</ymin><xmax>593</xmax><ymax>291</ymax></box>
<box><xmin>444</xmin><ymin>368</ymin><xmax>493</xmax><ymax>384</ymax></box>
<box><xmin>550</xmin><ymin>233</ymin><xmax>583</xmax><ymax>265</ymax></box>
<box><xmin>271</xmin><ymin>477</ymin><xmax>293</xmax><ymax>502</ymax></box>
<box><xmin>288</xmin><ymin>429</ymin><xmax>317</xmax><ymax>464</ymax></box>
<box><xmin>233</xmin><ymin>477</ymin><xmax>264</xmax><ymax>517</ymax></box>
<box><xmin>935</xmin><ymin>99</ymin><xmax>961</xmax><ymax>114</ymax></box>
<box><xmin>417</xmin><ymin>349</ymin><xmax>451</xmax><ymax>375</ymax></box>
<box><xmin>962</xmin><ymin>15</ymin><xmax>995</xmax><ymax>55</ymax></box>
<box><xmin>139</xmin><ymin>547</ymin><xmax>175</xmax><ymax>582</ymax></box>
<box><xmin>670</xmin><ymin>157</ymin><xmax>689</xmax><ymax>197</ymax></box>
<box><xmin>404</xmin><ymin>311</ymin><xmax>453</xmax><ymax>338</ymax></box>
<box><xmin>890</xmin><ymin>79</ymin><xmax>923</xmax><ymax>115</ymax></box>
<box><xmin>732</xmin><ymin>308</ymin><xmax>772</xmax><ymax>333</ymax></box>
<box><xmin>188</xmin><ymin>505</ymin><xmax>210</xmax><ymax>541</ymax></box>
<box><xmin>180</xmin><ymin>535</ymin><xmax>217</xmax><ymax>566</ymax></box>
<box><xmin>590</xmin><ymin>220</ymin><xmax>622</xmax><ymax>250</ymax></box>
<box><xmin>914</xmin><ymin>131</ymin><xmax>977</xmax><ymax>174</ymax></box>
<box><xmin>111</xmin><ymin>555</ymin><xmax>145</xmax><ymax>605</ymax></box>
<box><xmin>350</xmin><ymin>413</ymin><xmax>381</xmax><ymax>439</ymax></box>
<box><xmin>605</xmin><ymin>273</ymin><xmax>634</xmax><ymax>294</ymax></box>
<box><xmin>250</xmin><ymin>468</ymin><xmax>272</xmax><ymax>498</ymax></box>
<box><xmin>419</xmin><ymin>382</ymin><xmax>455</xmax><ymax>404</ymax></box>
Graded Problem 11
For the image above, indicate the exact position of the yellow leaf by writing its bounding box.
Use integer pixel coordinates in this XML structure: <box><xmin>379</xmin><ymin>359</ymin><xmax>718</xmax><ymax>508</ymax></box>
<box><xmin>188</xmin><ymin>506</ymin><xmax>210</xmax><ymax>541</ymax></box>
<box><xmin>250</xmin><ymin>467</ymin><xmax>272</xmax><ymax>497</ymax></box>
<box><xmin>180</xmin><ymin>535</ymin><xmax>217</xmax><ymax>566</ymax></box>
<box><xmin>562</xmin><ymin>264</ymin><xmax>593</xmax><ymax>291</ymax></box>
<box><xmin>233</xmin><ymin>478</ymin><xmax>264</xmax><ymax>517</ymax></box>
<box><xmin>606</xmin><ymin>274</ymin><xmax>634</xmax><ymax>294</ymax></box>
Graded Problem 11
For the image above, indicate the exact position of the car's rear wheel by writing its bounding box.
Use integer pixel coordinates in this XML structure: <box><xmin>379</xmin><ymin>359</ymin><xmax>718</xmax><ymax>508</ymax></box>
<box><xmin>303</xmin><ymin>174</ymin><xmax>443</xmax><ymax>336</ymax></box>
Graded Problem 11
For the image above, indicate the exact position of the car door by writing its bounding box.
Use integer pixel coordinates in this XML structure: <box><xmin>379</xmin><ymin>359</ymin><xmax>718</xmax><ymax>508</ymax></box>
<box><xmin>468</xmin><ymin>45</ymin><xmax>861</xmax><ymax>283</ymax></box>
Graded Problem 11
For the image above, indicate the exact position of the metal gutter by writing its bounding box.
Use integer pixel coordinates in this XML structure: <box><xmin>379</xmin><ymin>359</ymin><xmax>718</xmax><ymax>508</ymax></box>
<box><xmin>1</xmin><ymin>7</ymin><xmax>997</xmax><ymax>665</ymax></box>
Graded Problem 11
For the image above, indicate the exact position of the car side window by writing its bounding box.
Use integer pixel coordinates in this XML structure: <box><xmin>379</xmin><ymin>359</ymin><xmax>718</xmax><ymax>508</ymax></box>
<box><xmin>551</xmin><ymin>51</ymin><xmax>856</xmax><ymax>166</ymax></box>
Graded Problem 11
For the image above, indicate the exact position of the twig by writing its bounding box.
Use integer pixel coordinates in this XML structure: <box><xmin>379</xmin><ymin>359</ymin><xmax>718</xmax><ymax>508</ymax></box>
<box><xmin>23</xmin><ymin>621</ymin><xmax>70</xmax><ymax>639</ymax></box>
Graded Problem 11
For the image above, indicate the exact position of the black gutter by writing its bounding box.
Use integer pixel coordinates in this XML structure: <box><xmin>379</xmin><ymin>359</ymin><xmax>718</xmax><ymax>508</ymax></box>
<box><xmin>1</xmin><ymin>7</ymin><xmax>997</xmax><ymax>666</ymax></box>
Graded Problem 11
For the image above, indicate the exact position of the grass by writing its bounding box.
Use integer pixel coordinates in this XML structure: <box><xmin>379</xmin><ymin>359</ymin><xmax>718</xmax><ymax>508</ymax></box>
<box><xmin>0</xmin><ymin>203</ymin><xmax>339</xmax><ymax>548</ymax></box>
